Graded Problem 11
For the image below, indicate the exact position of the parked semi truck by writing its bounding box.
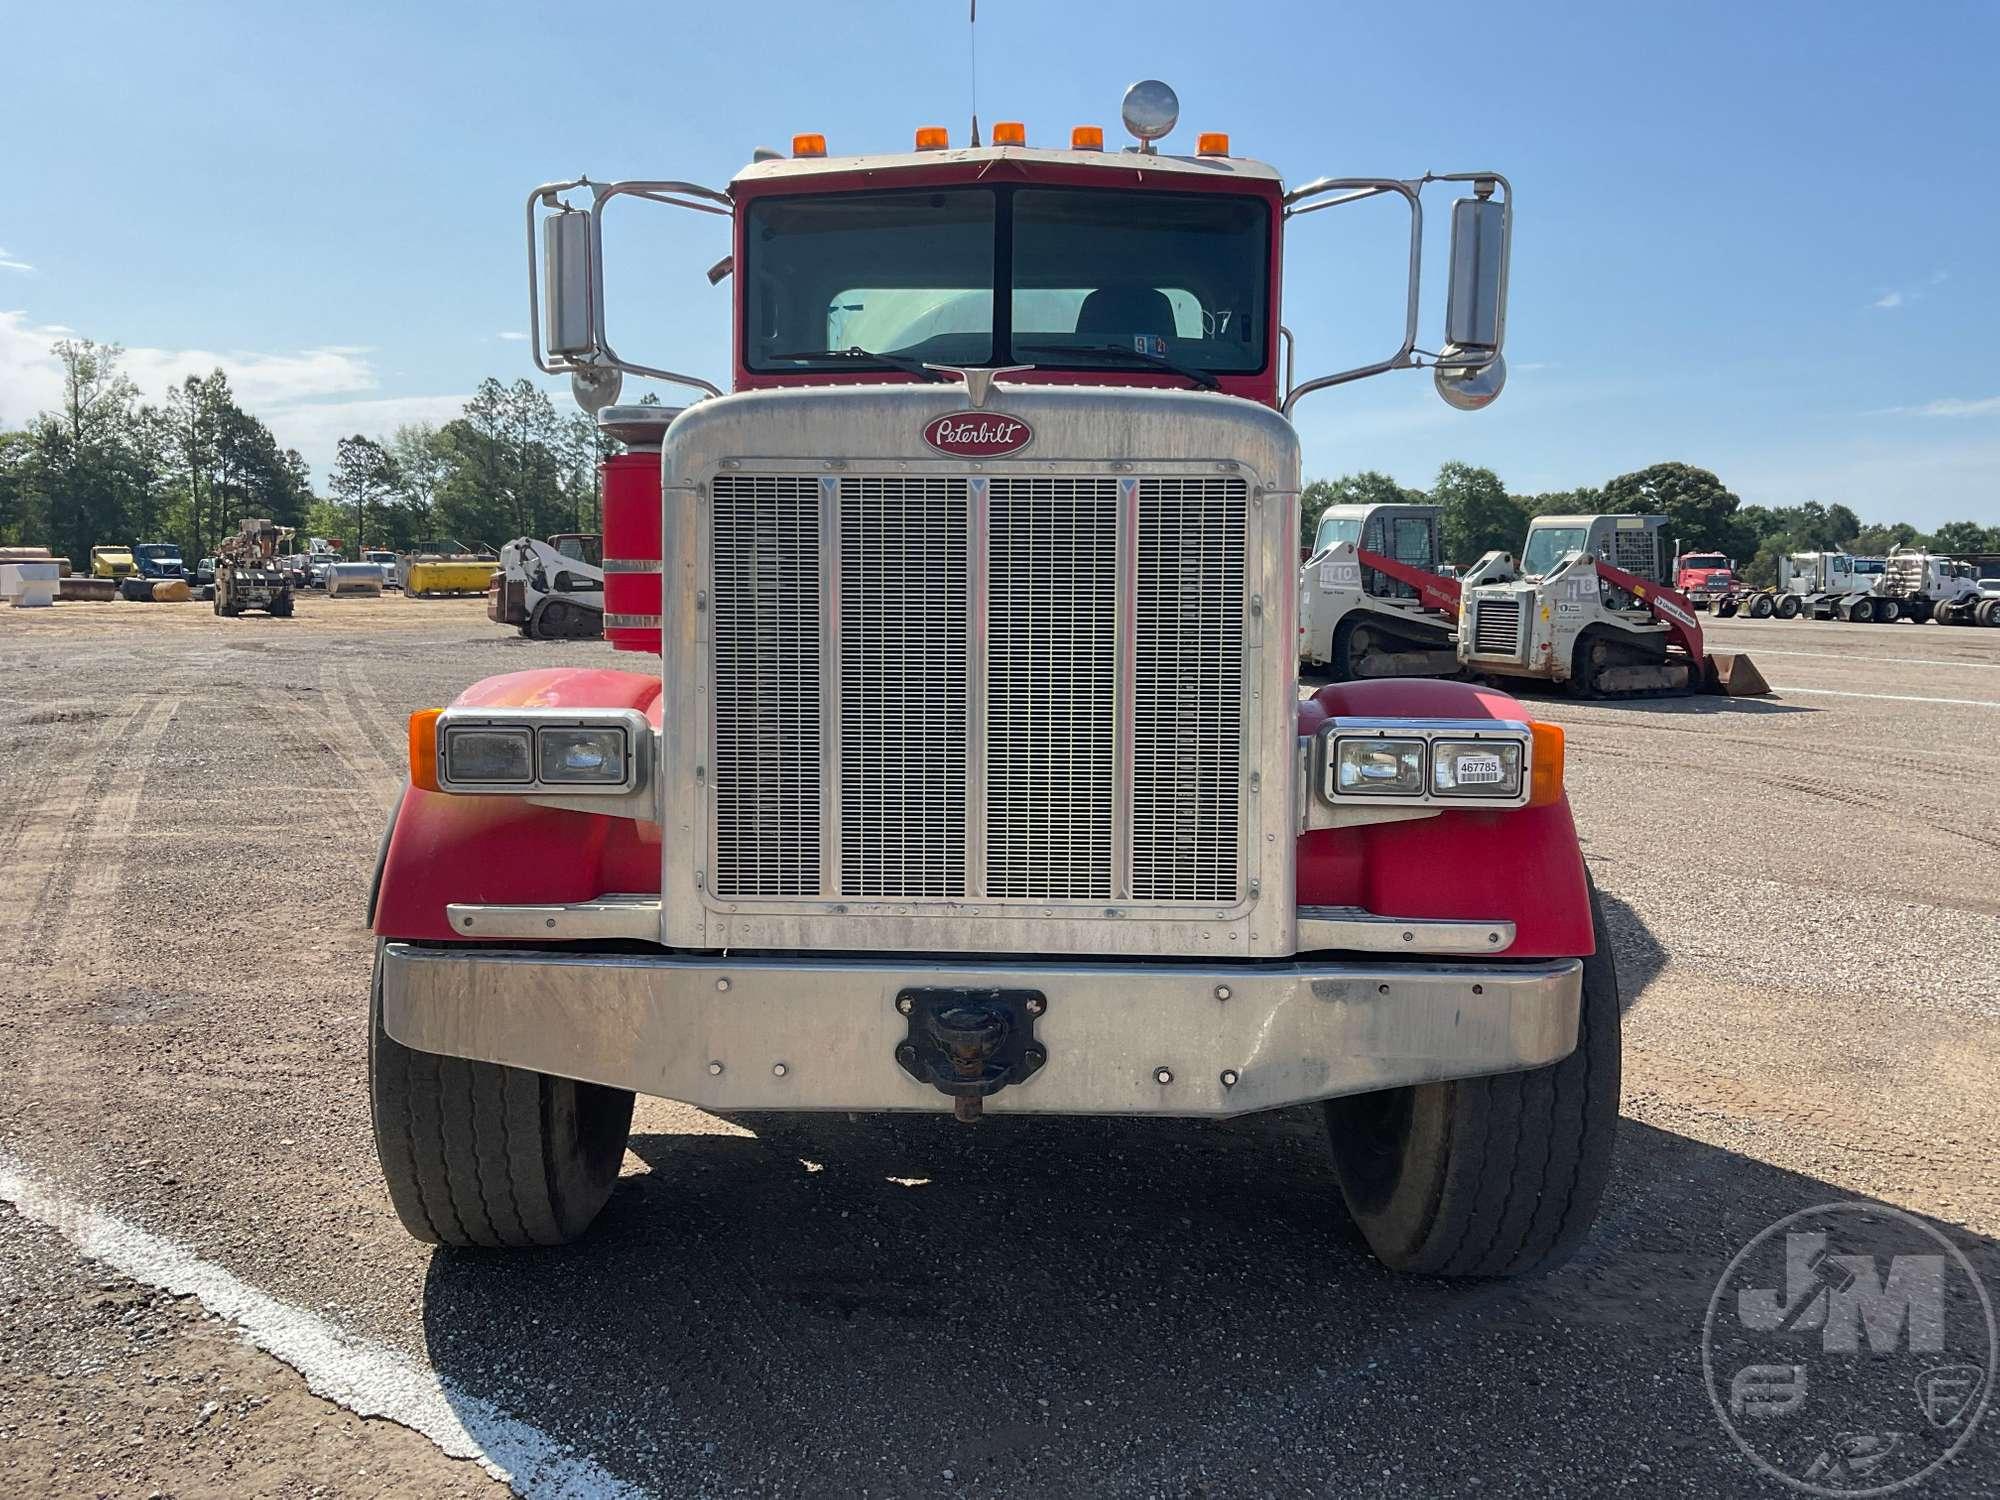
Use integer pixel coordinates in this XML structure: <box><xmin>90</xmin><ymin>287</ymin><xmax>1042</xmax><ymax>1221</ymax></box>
<box><xmin>1762</xmin><ymin>551</ymin><xmax>1892</xmax><ymax>621</ymax></box>
<box><xmin>1457</xmin><ymin>515</ymin><xmax>1767</xmax><ymax>697</ymax></box>
<box><xmin>1673</xmin><ymin>551</ymin><xmax>1737</xmax><ymax>611</ymax></box>
<box><xmin>1297</xmin><ymin>503</ymin><xmax>1460</xmax><ymax>678</ymax></box>
<box><xmin>1879</xmin><ymin>547</ymin><xmax>2000</xmax><ymax>626</ymax></box>
<box><xmin>368</xmin><ymin>82</ymin><xmax>1627</xmax><ymax>1279</ymax></box>
<box><xmin>90</xmin><ymin>544</ymin><xmax>137</xmax><ymax>580</ymax></box>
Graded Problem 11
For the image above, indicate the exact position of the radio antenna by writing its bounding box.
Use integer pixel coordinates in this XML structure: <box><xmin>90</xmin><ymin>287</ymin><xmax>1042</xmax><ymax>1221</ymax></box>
<box><xmin>968</xmin><ymin>0</ymin><xmax>981</xmax><ymax>147</ymax></box>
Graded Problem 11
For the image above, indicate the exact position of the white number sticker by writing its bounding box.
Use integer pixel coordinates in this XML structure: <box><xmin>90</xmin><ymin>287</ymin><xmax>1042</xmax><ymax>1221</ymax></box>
<box><xmin>1455</xmin><ymin>753</ymin><xmax>1505</xmax><ymax>784</ymax></box>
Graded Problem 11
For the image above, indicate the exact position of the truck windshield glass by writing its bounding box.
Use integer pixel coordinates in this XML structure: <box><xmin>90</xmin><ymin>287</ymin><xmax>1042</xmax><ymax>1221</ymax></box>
<box><xmin>745</xmin><ymin>186</ymin><xmax>1269</xmax><ymax>376</ymax></box>
<box><xmin>1522</xmin><ymin>526</ymin><xmax>1589</xmax><ymax>577</ymax></box>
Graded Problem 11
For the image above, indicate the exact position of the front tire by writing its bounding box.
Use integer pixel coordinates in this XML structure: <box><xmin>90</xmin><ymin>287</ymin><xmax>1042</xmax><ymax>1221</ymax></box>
<box><xmin>1324</xmin><ymin>877</ymin><xmax>1621</xmax><ymax>1277</ymax></box>
<box><xmin>369</xmin><ymin>944</ymin><xmax>634</xmax><ymax>1247</ymax></box>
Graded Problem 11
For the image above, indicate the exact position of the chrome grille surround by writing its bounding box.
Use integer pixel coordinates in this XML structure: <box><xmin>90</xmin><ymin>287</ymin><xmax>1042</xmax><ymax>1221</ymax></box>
<box><xmin>659</xmin><ymin>386</ymin><xmax>1299</xmax><ymax>960</ymax></box>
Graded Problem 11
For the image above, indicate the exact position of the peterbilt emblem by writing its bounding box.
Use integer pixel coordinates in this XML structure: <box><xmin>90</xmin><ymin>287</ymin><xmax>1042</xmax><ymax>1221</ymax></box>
<box><xmin>922</xmin><ymin>412</ymin><xmax>1033</xmax><ymax>457</ymax></box>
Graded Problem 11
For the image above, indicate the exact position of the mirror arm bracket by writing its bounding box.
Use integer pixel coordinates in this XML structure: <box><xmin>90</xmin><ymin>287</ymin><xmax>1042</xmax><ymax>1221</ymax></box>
<box><xmin>525</xmin><ymin>176</ymin><xmax>731</xmax><ymax>400</ymax></box>
<box><xmin>1279</xmin><ymin>172</ymin><xmax>1511</xmax><ymax>418</ymax></box>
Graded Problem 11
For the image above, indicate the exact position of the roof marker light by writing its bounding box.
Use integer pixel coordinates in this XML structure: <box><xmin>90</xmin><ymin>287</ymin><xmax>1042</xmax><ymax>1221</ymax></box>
<box><xmin>1197</xmin><ymin>132</ymin><xmax>1230</xmax><ymax>156</ymax></box>
<box><xmin>915</xmin><ymin>126</ymin><xmax>949</xmax><ymax>151</ymax></box>
<box><xmin>992</xmin><ymin>120</ymin><xmax>1026</xmax><ymax>146</ymax></box>
<box><xmin>792</xmin><ymin>133</ymin><xmax>827</xmax><ymax>158</ymax></box>
<box><xmin>1071</xmin><ymin>125</ymin><xmax>1104</xmax><ymax>151</ymax></box>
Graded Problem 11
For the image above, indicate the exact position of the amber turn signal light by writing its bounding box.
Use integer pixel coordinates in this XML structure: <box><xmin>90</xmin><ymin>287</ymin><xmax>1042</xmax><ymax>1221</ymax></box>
<box><xmin>408</xmin><ymin>708</ymin><xmax>443</xmax><ymax>792</ymax></box>
<box><xmin>1528</xmin><ymin>721</ymin><xmax>1565</xmax><ymax>807</ymax></box>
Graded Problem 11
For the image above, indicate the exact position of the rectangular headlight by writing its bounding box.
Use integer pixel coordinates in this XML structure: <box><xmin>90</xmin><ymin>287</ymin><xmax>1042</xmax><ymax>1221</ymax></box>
<box><xmin>1330</xmin><ymin>736</ymin><xmax>1426</xmax><ymax>797</ymax></box>
<box><xmin>539</xmin><ymin>726</ymin><xmax>628</xmax><ymax>784</ymax></box>
<box><xmin>441</xmin><ymin>725</ymin><xmax>534</xmax><ymax>784</ymax></box>
<box><xmin>1431</xmin><ymin>738</ymin><xmax>1523</xmax><ymax>798</ymax></box>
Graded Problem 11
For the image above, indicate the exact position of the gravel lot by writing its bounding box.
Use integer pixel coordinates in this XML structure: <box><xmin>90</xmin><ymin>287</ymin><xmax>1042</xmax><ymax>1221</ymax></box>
<box><xmin>0</xmin><ymin>595</ymin><xmax>1994</xmax><ymax>1497</ymax></box>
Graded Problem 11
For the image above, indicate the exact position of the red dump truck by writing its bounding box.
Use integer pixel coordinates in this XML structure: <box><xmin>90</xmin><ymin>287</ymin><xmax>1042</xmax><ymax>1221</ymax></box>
<box><xmin>366</xmin><ymin>82</ymin><xmax>1619</xmax><ymax>1278</ymax></box>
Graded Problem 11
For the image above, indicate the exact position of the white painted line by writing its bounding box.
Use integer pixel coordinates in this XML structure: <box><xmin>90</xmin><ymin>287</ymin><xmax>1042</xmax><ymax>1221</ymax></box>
<box><xmin>1774</xmin><ymin>686</ymin><xmax>2000</xmax><ymax>709</ymax></box>
<box><xmin>1738</xmin><ymin>646</ymin><xmax>2000</xmax><ymax>671</ymax></box>
<box><xmin>0</xmin><ymin>1159</ymin><xmax>650</xmax><ymax>1500</ymax></box>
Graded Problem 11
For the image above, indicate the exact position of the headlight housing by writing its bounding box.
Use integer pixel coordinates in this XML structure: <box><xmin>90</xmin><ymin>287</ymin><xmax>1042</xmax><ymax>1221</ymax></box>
<box><xmin>412</xmin><ymin>707</ymin><xmax>649</xmax><ymax>797</ymax></box>
<box><xmin>1315</xmin><ymin>718</ymin><xmax>1538</xmax><ymax>809</ymax></box>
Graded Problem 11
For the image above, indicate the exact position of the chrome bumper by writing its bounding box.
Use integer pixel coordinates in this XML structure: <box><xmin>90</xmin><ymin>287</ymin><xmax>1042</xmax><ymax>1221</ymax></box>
<box><xmin>379</xmin><ymin>943</ymin><xmax>1582</xmax><ymax>1118</ymax></box>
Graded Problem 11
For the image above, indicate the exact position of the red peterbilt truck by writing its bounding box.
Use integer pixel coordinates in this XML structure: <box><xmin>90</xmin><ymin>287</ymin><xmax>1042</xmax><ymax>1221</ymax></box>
<box><xmin>368</xmin><ymin>82</ymin><xmax>1619</xmax><ymax>1277</ymax></box>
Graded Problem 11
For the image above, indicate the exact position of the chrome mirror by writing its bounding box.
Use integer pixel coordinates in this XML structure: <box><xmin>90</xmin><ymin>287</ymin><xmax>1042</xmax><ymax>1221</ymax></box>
<box><xmin>1433</xmin><ymin>183</ymin><xmax>1509</xmax><ymax>410</ymax></box>
<box><xmin>541</xmin><ymin>209</ymin><xmax>598</xmax><ymax>359</ymax></box>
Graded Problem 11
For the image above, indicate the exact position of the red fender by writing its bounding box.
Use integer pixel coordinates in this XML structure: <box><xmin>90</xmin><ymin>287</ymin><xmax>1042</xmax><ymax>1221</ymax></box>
<box><xmin>1296</xmin><ymin>678</ymin><xmax>1594</xmax><ymax>958</ymax></box>
<box><xmin>372</xmin><ymin>669</ymin><xmax>664</xmax><ymax>942</ymax></box>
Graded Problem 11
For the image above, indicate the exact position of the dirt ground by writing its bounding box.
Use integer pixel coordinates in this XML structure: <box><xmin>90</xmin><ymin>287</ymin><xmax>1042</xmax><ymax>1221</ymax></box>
<box><xmin>0</xmin><ymin>592</ymin><xmax>1995</xmax><ymax>1497</ymax></box>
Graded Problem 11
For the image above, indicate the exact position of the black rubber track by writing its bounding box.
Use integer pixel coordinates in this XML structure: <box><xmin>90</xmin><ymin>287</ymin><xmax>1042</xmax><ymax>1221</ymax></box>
<box><xmin>1324</xmin><ymin>876</ymin><xmax>1622</xmax><ymax>1277</ymax></box>
<box><xmin>368</xmin><ymin>945</ymin><xmax>634</xmax><ymax>1248</ymax></box>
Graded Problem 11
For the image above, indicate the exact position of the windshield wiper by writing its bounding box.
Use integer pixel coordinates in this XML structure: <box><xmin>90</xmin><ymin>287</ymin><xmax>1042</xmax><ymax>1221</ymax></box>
<box><xmin>769</xmin><ymin>346</ymin><xmax>948</xmax><ymax>382</ymax></box>
<box><xmin>1015</xmin><ymin>342</ymin><xmax>1220</xmax><ymax>391</ymax></box>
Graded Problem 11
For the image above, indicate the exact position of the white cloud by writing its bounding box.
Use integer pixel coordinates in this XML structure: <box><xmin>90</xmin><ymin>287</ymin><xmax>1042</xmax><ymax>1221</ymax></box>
<box><xmin>1868</xmin><ymin>394</ymin><xmax>2000</xmax><ymax>418</ymax></box>
<box><xmin>1871</xmin><ymin>290</ymin><xmax>1904</xmax><ymax>310</ymax></box>
<box><xmin>497</xmin><ymin>330</ymin><xmax>528</xmax><ymax>341</ymax></box>
<box><xmin>0</xmin><ymin>248</ymin><xmax>31</xmax><ymax>273</ymax></box>
<box><xmin>0</xmin><ymin>310</ymin><xmax>471</xmax><ymax>479</ymax></box>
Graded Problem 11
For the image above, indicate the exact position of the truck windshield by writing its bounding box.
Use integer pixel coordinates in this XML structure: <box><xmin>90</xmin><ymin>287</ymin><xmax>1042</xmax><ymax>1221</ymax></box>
<box><xmin>745</xmin><ymin>186</ymin><xmax>1269</xmax><ymax>378</ymax></box>
<box><xmin>1312</xmin><ymin>516</ymin><xmax>1362</xmax><ymax>554</ymax></box>
<box><xmin>1522</xmin><ymin>526</ymin><xmax>1589</xmax><ymax>577</ymax></box>
<box><xmin>136</xmin><ymin>544</ymin><xmax>180</xmax><ymax>561</ymax></box>
<box><xmin>1683</xmin><ymin>554</ymin><xmax>1725</xmax><ymax>570</ymax></box>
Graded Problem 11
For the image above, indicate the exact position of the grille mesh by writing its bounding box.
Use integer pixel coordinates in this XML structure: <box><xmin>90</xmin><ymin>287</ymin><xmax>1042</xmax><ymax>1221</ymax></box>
<box><xmin>838</xmin><ymin>477</ymin><xmax>969</xmax><ymax>897</ymax></box>
<box><xmin>985</xmin><ymin>478</ymin><xmax>1118</xmax><ymax>899</ymax></box>
<box><xmin>711</xmin><ymin>474</ymin><xmax>821</xmax><ymax>896</ymax></box>
<box><xmin>1131</xmin><ymin>478</ymin><xmax>1246</xmax><ymax>903</ymax></box>
<box><xmin>1472</xmin><ymin>597</ymin><xmax>1524</xmax><ymax>657</ymax></box>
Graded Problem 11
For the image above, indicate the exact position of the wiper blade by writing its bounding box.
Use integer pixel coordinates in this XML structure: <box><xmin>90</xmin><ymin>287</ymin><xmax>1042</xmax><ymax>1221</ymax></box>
<box><xmin>1015</xmin><ymin>341</ymin><xmax>1220</xmax><ymax>391</ymax></box>
<box><xmin>768</xmin><ymin>346</ymin><xmax>948</xmax><ymax>382</ymax></box>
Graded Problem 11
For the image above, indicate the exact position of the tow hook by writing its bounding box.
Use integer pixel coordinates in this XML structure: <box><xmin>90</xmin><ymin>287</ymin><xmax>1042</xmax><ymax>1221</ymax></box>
<box><xmin>894</xmin><ymin>987</ymin><xmax>1046</xmax><ymax>1122</ymax></box>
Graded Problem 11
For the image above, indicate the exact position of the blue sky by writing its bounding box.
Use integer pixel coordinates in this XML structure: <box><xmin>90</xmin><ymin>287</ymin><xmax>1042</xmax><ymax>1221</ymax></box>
<box><xmin>2</xmin><ymin>0</ymin><xmax>1994</xmax><ymax>526</ymax></box>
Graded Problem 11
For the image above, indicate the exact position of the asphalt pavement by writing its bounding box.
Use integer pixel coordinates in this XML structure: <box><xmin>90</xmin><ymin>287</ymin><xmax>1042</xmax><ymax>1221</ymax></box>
<box><xmin>0</xmin><ymin>599</ymin><xmax>1993</xmax><ymax>1497</ymax></box>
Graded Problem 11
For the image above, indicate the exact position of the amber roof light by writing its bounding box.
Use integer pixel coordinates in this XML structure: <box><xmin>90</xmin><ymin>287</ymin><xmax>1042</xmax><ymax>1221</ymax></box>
<box><xmin>914</xmin><ymin>126</ymin><xmax>949</xmax><ymax>151</ymax></box>
<box><xmin>1071</xmin><ymin>125</ymin><xmax>1104</xmax><ymax>151</ymax></box>
<box><xmin>992</xmin><ymin>121</ymin><xmax>1027</xmax><ymax>146</ymax></box>
<box><xmin>792</xmin><ymin>133</ymin><xmax>827</xmax><ymax>158</ymax></box>
<box><xmin>1196</xmin><ymin>132</ymin><xmax>1230</xmax><ymax>157</ymax></box>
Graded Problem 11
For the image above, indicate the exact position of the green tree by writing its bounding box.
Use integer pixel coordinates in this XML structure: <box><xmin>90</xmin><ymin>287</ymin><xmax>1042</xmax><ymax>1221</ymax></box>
<box><xmin>1849</xmin><ymin>522</ymin><xmax>1926</xmax><ymax>556</ymax></box>
<box><xmin>1433</xmin><ymin>461</ymin><xmax>1526</xmax><ymax>566</ymax></box>
<box><xmin>1299</xmin><ymin>470</ymin><xmax>1422</xmax><ymax>552</ymax></box>
<box><xmin>1601</xmin><ymin>461</ymin><xmax>1757</xmax><ymax>561</ymax></box>
<box><xmin>1930</xmin><ymin>520</ymin><xmax>2000</xmax><ymax>555</ymax></box>
<box><xmin>329</xmin><ymin>434</ymin><xmax>399</xmax><ymax>555</ymax></box>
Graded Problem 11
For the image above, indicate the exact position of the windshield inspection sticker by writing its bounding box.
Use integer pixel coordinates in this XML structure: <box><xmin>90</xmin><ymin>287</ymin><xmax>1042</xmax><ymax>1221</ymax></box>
<box><xmin>1455</xmin><ymin>753</ymin><xmax>1505</xmax><ymax>784</ymax></box>
<box><xmin>1704</xmin><ymin>1201</ymin><xmax>1994</xmax><ymax>1496</ymax></box>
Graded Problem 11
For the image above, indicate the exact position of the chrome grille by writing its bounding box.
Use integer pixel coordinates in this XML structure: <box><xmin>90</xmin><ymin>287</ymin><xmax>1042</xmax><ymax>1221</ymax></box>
<box><xmin>1131</xmin><ymin>478</ymin><xmax>1245</xmax><ymax>902</ymax></box>
<box><xmin>985</xmin><ymin>478</ymin><xmax>1118</xmax><ymax>899</ymax></box>
<box><xmin>838</xmin><ymin>477</ymin><xmax>969</xmax><ymax>897</ymax></box>
<box><xmin>711</xmin><ymin>474</ymin><xmax>821</xmax><ymax>896</ymax></box>
<box><xmin>1471</xmin><ymin>597</ymin><xmax>1525</xmax><ymax>658</ymax></box>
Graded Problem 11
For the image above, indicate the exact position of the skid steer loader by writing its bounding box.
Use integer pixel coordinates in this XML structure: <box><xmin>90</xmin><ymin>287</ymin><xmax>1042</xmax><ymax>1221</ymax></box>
<box><xmin>487</xmin><ymin>532</ymin><xmax>605</xmax><ymax>639</ymax></box>
<box><xmin>1297</xmin><ymin>503</ymin><xmax>1460</xmax><ymax>679</ymax></box>
<box><xmin>1457</xmin><ymin>514</ymin><xmax>1769</xmax><ymax>698</ymax></box>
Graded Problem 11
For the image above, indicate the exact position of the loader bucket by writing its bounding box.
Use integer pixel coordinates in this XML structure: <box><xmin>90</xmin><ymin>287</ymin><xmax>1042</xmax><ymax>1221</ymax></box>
<box><xmin>1702</xmin><ymin>651</ymin><xmax>1772</xmax><ymax>697</ymax></box>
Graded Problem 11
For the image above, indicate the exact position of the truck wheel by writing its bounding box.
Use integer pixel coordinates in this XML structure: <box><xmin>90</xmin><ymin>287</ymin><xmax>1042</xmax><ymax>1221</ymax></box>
<box><xmin>1775</xmin><ymin>594</ymin><xmax>1801</xmax><ymax>619</ymax></box>
<box><xmin>1871</xmin><ymin>597</ymin><xmax>1898</xmax><ymax>623</ymax></box>
<box><xmin>1324</xmin><ymin>878</ymin><xmax>1620</xmax><ymax>1277</ymax></box>
<box><xmin>369</xmin><ymin>943</ymin><xmax>635</xmax><ymax>1247</ymax></box>
<box><xmin>1713</xmin><ymin>598</ymin><xmax>1737</xmax><ymax>618</ymax></box>
<box><xmin>1748</xmin><ymin>594</ymin><xmax>1775</xmax><ymax>619</ymax></box>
